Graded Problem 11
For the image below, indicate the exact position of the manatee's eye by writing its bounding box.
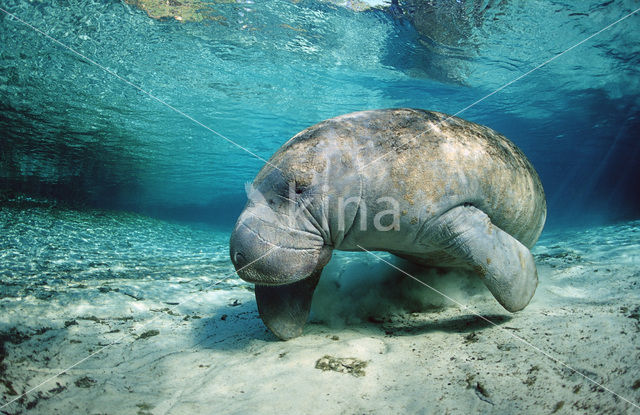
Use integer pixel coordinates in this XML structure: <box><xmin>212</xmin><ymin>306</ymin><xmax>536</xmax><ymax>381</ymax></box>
<box><xmin>293</xmin><ymin>180</ymin><xmax>307</xmax><ymax>195</ymax></box>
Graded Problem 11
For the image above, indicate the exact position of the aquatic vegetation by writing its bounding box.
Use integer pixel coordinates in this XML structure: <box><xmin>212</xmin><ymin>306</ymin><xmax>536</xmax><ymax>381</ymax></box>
<box><xmin>322</xmin><ymin>0</ymin><xmax>387</xmax><ymax>12</ymax></box>
<box><xmin>123</xmin><ymin>0</ymin><xmax>388</xmax><ymax>24</ymax></box>
<box><xmin>136</xmin><ymin>329</ymin><xmax>160</xmax><ymax>340</ymax></box>
<box><xmin>74</xmin><ymin>376</ymin><xmax>97</xmax><ymax>388</ymax></box>
<box><xmin>315</xmin><ymin>355</ymin><xmax>368</xmax><ymax>377</ymax></box>
<box><xmin>123</xmin><ymin>0</ymin><xmax>232</xmax><ymax>22</ymax></box>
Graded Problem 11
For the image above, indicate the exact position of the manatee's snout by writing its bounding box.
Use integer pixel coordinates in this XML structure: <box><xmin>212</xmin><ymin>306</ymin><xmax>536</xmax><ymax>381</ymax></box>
<box><xmin>230</xmin><ymin>177</ymin><xmax>333</xmax><ymax>340</ymax></box>
<box><xmin>229</xmin><ymin>213</ymin><xmax>331</xmax><ymax>285</ymax></box>
<box><xmin>230</xmin><ymin>216</ymin><xmax>331</xmax><ymax>340</ymax></box>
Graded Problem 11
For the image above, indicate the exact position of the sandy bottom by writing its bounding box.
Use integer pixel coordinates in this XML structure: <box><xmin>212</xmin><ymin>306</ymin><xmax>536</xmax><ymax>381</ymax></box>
<box><xmin>1</xmin><ymin>206</ymin><xmax>639</xmax><ymax>414</ymax></box>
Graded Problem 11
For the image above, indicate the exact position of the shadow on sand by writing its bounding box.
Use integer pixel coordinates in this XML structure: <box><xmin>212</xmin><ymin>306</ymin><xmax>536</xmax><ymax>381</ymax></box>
<box><xmin>191</xmin><ymin>294</ymin><xmax>513</xmax><ymax>352</ymax></box>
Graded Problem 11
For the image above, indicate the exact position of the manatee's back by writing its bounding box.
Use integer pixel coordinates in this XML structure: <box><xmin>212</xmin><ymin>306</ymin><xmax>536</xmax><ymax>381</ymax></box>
<box><xmin>257</xmin><ymin>108</ymin><xmax>546</xmax><ymax>249</ymax></box>
<box><xmin>331</xmin><ymin>108</ymin><xmax>547</xmax><ymax>248</ymax></box>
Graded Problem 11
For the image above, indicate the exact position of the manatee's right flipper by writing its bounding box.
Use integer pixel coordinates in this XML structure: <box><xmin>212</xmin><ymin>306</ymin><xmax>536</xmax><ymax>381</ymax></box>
<box><xmin>428</xmin><ymin>205</ymin><xmax>538</xmax><ymax>312</ymax></box>
<box><xmin>254</xmin><ymin>269</ymin><xmax>322</xmax><ymax>340</ymax></box>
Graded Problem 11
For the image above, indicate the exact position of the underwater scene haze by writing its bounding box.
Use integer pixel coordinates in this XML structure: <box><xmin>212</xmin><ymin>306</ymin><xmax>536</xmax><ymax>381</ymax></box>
<box><xmin>1</xmin><ymin>0</ymin><xmax>640</xmax><ymax>414</ymax></box>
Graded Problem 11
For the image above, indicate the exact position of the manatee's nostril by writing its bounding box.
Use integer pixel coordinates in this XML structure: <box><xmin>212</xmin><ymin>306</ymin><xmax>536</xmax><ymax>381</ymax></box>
<box><xmin>234</xmin><ymin>252</ymin><xmax>246</xmax><ymax>267</ymax></box>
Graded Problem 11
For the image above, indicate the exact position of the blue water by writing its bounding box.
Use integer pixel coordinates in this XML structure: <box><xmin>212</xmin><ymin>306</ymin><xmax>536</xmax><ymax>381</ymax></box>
<box><xmin>1</xmin><ymin>0</ymin><xmax>639</xmax><ymax>228</ymax></box>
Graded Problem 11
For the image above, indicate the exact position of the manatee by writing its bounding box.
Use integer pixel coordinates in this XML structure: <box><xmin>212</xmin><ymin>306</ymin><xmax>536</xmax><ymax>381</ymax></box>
<box><xmin>230</xmin><ymin>108</ymin><xmax>546</xmax><ymax>340</ymax></box>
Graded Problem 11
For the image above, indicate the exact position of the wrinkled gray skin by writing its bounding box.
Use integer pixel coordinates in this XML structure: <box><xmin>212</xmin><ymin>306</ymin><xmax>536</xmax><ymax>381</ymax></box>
<box><xmin>230</xmin><ymin>109</ymin><xmax>546</xmax><ymax>340</ymax></box>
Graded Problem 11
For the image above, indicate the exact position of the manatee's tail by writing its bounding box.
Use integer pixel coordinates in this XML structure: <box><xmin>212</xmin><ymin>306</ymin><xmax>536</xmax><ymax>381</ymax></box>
<box><xmin>254</xmin><ymin>269</ymin><xmax>322</xmax><ymax>340</ymax></box>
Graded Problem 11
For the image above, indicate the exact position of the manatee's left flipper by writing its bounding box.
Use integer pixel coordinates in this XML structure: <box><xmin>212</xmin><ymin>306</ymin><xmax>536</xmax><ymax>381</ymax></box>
<box><xmin>254</xmin><ymin>269</ymin><xmax>322</xmax><ymax>340</ymax></box>
<box><xmin>428</xmin><ymin>205</ymin><xmax>538</xmax><ymax>312</ymax></box>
